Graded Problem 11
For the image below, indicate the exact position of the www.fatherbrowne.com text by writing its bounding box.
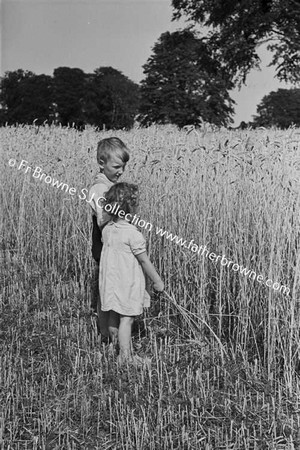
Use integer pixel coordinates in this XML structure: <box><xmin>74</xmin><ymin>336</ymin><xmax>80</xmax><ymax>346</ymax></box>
<box><xmin>154</xmin><ymin>227</ymin><xmax>290</xmax><ymax>296</ymax></box>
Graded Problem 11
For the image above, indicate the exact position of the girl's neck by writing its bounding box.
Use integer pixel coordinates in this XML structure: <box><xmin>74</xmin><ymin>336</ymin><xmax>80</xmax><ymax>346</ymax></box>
<box><xmin>114</xmin><ymin>217</ymin><xmax>127</xmax><ymax>224</ymax></box>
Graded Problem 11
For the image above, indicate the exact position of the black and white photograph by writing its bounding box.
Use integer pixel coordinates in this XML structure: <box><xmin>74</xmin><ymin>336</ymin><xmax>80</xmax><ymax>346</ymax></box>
<box><xmin>1</xmin><ymin>0</ymin><xmax>300</xmax><ymax>448</ymax></box>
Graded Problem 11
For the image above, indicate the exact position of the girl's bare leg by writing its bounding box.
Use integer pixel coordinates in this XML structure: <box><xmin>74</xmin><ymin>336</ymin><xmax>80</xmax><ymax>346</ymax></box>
<box><xmin>118</xmin><ymin>315</ymin><xmax>134</xmax><ymax>361</ymax></box>
<box><xmin>108</xmin><ymin>311</ymin><xmax>120</xmax><ymax>346</ymax></box>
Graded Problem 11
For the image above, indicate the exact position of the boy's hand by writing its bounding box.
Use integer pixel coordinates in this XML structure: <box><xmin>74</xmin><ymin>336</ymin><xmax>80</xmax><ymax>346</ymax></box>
<box><xmin>153</xmin><ymin>280</ymin><xmax>164</xmax><ymax>292</ymax></box>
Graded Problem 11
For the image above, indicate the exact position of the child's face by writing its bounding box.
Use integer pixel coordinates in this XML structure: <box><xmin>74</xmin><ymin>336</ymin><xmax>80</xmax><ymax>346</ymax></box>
<box><xmin>100</xmin><ymin>154</ymin><xmax>126</xmax><ymax>183</ymax></box>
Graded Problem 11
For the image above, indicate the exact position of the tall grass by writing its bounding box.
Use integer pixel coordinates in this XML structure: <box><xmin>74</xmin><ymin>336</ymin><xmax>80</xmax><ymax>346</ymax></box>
<box><xmin>0</xmin><ymin>124</ymin><xmax>299</xmax><ymax>448</ymax></box>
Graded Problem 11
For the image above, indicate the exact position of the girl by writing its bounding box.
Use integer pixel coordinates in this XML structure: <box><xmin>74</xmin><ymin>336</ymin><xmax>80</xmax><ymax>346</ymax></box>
<box><xmin>99</xmin><ymin>182</ymin><xmax>164</xmax><ymax>364</ymax></box>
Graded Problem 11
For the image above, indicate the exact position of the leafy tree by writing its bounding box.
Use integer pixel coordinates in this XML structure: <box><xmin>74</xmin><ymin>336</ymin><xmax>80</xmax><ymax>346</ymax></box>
<box><xmin>139</xmin><ymin>29</ymin><xmax>235</xmax><ymax>128</ymax></box>
<box><xmin>172</xmin><ymin>0</ymin><xmax>300</xmax><ymax>84</ymax></box>
<box><xmin>90</xmin><ymin>67</ymin><xmax>140</xmax><ymax>129</ymax></box>
<box><xmin>52</xmin><ymin>67</ymin><xmax>87</xmax><ymax>127</ymax></box>
<box><xmin>80</xmin><ymin>73</ymin><xmax>101</xmax><ymax>126</ymax></box>
<box><xmin>253</xmin><ymin>88</ymin><xmax>300</xmax><ymax>128</ymax></box>
<box><xmin>0</xmin><ymin>66</ymin><xmax>140</xmax><ymax>129</ymax></box>
<box><xmin>0</xmin><ymin>70</ymin><xmax>54</xmax><ymax>125</ymax></box>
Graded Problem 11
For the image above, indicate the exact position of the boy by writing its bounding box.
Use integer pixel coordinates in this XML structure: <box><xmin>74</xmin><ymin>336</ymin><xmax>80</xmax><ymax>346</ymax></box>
<box><xmin>89</xmin><ymin>137</ymin><xmax>130</xmax><ymax>338</ymax></box>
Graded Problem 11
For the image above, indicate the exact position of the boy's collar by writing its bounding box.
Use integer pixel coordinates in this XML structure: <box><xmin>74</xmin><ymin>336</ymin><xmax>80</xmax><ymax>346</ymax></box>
<box><xmin>93</xmin><ymin>172</ymin><xmax>113</xmax><ymax>185</ymax></box>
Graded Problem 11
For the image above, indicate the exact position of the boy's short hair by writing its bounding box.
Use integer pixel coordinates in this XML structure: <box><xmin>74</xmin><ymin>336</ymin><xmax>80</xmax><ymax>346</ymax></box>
<box><xmin>96</xmin><ymin>137</ymin><xmax>130</xmax><ymax>165</ymax></box>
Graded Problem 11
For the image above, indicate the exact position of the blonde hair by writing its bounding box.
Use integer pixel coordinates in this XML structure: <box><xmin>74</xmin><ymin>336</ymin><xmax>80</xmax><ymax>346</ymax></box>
<box><xmin>103</xmin><ymin>183</ymin><xmax>139</xmax><ymax>222</ymax></box>
<box><xmin>96</xmin><ymin>137</ymin><xmax>129</xmax><ymax>165</ymax></box>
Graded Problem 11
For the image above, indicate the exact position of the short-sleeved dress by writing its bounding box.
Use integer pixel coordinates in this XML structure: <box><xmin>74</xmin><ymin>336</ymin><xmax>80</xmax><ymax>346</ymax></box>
<box><xmin>99</xmin><ymin>220</ymin><xmax>150</xmax><ymax>316</ymax></box>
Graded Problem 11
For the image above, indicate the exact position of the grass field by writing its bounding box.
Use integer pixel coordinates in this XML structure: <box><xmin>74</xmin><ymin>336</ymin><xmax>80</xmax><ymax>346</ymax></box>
<box><xmin>1</xmin><ymin>124</ymin><xmax>300</xmax><ymax>449</ymax></box>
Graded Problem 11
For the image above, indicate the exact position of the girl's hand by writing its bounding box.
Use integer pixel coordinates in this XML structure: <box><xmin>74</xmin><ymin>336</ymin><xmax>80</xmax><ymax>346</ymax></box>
<box><xmin>153</xmin><ymin>280</ymin><xmax>164</xmax><ymax>292</ymax></box>
<box><xmin>135</xmin><ymin>252</ymin><xmax>164</xmax><ymax>292</ymax></box>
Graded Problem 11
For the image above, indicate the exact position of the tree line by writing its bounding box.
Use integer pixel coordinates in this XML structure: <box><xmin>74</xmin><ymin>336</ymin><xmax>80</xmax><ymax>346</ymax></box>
<box><xmin>0</xmin><ymin>67</ymin><xmax>140</xmax><ymax>129</ymax></box>
<box><xmin>1</xmin><ymin>0</ymin><xmax>299</xmax><ymax>129</ymax></box>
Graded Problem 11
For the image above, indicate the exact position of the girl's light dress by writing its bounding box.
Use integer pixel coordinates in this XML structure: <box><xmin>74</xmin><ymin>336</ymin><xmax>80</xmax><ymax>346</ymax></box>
<box><xmin>99</xmin><ymin>220</ymin><xmax>150</xmax><ymax>316</ymax></box>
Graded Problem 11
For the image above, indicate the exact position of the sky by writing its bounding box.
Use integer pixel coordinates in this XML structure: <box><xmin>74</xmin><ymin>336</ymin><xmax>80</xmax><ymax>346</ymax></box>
<box><xmin>0</xmin><ymin>0</ymin><xmax>292</xmax><ymax>126</ymax></box>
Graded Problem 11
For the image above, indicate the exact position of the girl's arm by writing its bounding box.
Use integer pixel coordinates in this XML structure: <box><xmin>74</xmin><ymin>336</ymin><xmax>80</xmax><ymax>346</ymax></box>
<box><xmin>136</xmin><ymin>252</ymin><xmax>164</xmax><ymax>292</ymax></box>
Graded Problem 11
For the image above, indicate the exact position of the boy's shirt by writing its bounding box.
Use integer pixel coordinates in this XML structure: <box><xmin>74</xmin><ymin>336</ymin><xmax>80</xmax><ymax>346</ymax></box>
<box><xmin>88</xmin><ymin>173</ymin><xmax>113</xmax><ymax>228</ymax></box>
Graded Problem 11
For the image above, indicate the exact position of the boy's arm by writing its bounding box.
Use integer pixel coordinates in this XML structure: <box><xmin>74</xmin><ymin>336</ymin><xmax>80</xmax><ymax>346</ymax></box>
<box><xmin>135</xmin><ymin>252</ymin><xmax>164</xmax><ymax>291</ymax></box>
<box><xmin>89</xmin><ymin>183</ymin><xmax>111</xmax><ymax>228</ymax></box>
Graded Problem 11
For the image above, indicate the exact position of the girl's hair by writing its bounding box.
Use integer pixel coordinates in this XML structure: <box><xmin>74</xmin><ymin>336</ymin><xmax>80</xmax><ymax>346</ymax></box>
<box><xmin>96</xmin><ymin>137</ymin><xmax>129</xmax><ymax>164</ymax></box>
<box><xmin>103</xmin><ymin>183</ymin><xmax>139</xmax><ymax>221</ymax></box>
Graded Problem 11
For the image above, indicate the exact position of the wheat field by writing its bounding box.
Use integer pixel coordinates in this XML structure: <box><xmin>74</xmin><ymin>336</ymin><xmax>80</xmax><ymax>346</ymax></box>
<box><xmin>1</xmin><ymin>124</ymin><xmax>300</xmax><ymax>449</ymax></box>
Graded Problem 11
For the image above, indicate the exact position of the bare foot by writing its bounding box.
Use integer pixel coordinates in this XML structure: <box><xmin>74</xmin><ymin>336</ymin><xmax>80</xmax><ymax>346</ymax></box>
<box><xmin>117</xmin><ymin>354</ymin><xmax>151</xmax><ymax>368</ymax></box>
